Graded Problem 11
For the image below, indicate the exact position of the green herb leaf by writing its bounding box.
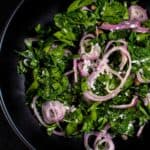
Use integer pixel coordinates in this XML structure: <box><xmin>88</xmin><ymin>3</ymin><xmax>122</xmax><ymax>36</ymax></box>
<box><xmin>67</xmin><ymin>0</ymin><xmax>94</xmax><ymax>12</ymax></box>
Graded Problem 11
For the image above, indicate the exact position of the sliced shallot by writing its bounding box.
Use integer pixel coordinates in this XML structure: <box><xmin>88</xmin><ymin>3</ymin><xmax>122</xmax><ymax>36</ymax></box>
<box><xmin>81</xmin><ymin>43</ymin><xmax>101</xmax><ymax>60</ymax></box>
<box><xmin>129</xmin><ymin>5</ymin><xmax>148</xmax><ymax>22</ymax></box>
<box><xmin>73</xmin><ymin>58</ymin><xmax>78</xmax><ymax>83</ymax></box>
<box><xmin>136</xmin><ymin>124</ymin><xmax>146</xmax><ymax>138</ymax></box>
<box><xmin>80</xmin><ymin>34</ymin><xmax>101</xmax><ymax>60</ymax></box>
<box><xmin>78</xmin><ymin>60</ymin><xmax>91</xmax><ymax>77</ymax></box>
<box><xmin>100</xmin><ymin>20</ymin><xmax>141</xmax><ymax>31</ymax></box>
<box><xmin>81</xmin><ymin>6</ymin><xmax>92</xmax><ymax>11</ymax></box>
<box><xmin>42</xmin><ymin>101</ymin><xmax>66</xmax><ymax>124</ymax></box>
<box><xmin>80</xmin><ymin>34</ymin><xmax>95</xmax><ymax>54</ymax></box>
<box><xmin>110</xmin><ymin>95</ymin><xmax>138</xmax><ymax>109</ymax></box>
<box><xmin>84</xmin><ymin>125</ymin><xmax>112</xmax><ymax>150</ymax></box>
<box><xmin>84</xmin><ymin>46</ymin><xmax>132</xmax><ymax>102</ymax></box>
<box><xmin>94</xmin><ymin>138</ymin><xmax>115</xmax><ymax>150</ymax></box>
<box><xmin>104</xmin><ymin>39</ymin><xmax>127</xmax><ymax>52</ymax></box>
<box><xmin>136</xmin><ymin>69</ymin><xmax>150</xmax><ymax>83</ymax></box>
<box><xmin>133</xmin><ymin>26</ymin><xmax>150</xmax><ymax>33</ymax></box>
<box><xmin>31</xmin><ymin>96</ymin><xmax>47</xmax><ymax>127</ymax></box>
<box><xmin>65</xmin><ymin>70</ymin><xmax>74</xmax><ymax>76</ymax></box>
<box><xmin>143</xmin><ymin>93</ymin><xmax>150</xmax><ymax>106</ymax></box>
<box><xmin>104</xmin><ymin>39</ymin><xmax>128</xmax><ymax>70</ymax></box>
<box><xmin>84</xmin><ymin>132</ymin><xmax>99</xmax><ymax>150</ymax></box>
<box><xmin>94</xmin><ymin>131</ymin><xmax>115</xmax><ymax>150</ymax></box>
<box><xmin>53</xmin><ymin>130</ymin><xmax>65</xmax><ymax>136</ymax></box>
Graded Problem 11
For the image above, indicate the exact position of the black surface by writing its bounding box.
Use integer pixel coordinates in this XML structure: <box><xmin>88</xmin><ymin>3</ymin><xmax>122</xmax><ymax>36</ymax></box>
<box><xmin>0</xmin><ymin>0</ymin><xmax>150</xmax><ymax>150</ymax></box>
<box><xmin>0</xmin><ymin>0</ymin><xmax>28</xmax><ymax>149</ymax></box>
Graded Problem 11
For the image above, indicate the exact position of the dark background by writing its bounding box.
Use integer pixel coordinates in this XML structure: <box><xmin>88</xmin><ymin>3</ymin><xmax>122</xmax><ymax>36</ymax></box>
<box><xmin>0</xmin><ymin>0</ymin><xmax>28</xmax><ymax>149</ymax></box>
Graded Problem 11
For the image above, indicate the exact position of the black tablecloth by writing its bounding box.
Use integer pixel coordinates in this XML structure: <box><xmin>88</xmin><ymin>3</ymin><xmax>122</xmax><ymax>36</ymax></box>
<box><xmin>0</xmin><ymin>0</ymin><xmax>28</xmax><ymax>149</ymax></box>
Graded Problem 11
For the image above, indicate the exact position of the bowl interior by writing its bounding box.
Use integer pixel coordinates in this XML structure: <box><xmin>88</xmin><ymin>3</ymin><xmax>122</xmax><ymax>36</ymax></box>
<box><xmin>0</xmin><ymin>0</ymin><xmax>150</xmax><ymax>149</ymax></box>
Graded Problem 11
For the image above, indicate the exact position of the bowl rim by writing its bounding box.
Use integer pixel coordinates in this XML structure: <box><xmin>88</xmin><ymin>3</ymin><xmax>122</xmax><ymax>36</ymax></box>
<box><xmin>0</xmin><ymin>0</ymin><xmax>35</xmax><ymax>149</ymax></box>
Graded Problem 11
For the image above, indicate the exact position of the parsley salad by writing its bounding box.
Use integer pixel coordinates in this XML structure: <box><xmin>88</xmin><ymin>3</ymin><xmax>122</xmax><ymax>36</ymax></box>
<box><xmin>18</xmin><ymin>0</ymin><xmax>150</xmax><ymax>149</ymax></box>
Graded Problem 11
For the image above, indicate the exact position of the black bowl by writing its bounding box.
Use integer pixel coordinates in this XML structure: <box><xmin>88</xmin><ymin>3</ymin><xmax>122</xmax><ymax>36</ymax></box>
<box><xmin>0</xmin><ymin>0</ymin><xmax>150</xmax><ymax>149</ymax></box>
